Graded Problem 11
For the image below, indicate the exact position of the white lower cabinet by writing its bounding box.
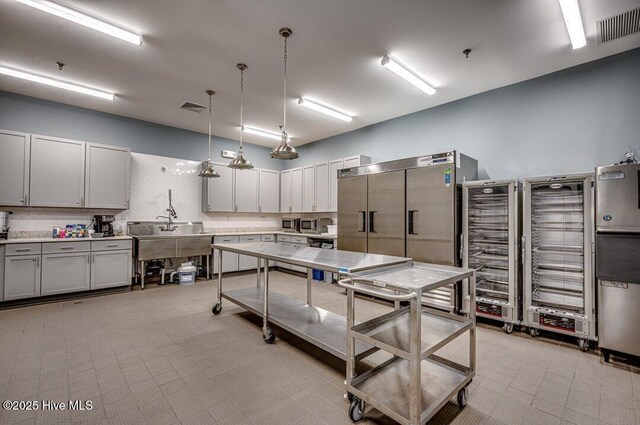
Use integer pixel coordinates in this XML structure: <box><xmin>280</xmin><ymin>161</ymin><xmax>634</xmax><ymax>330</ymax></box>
<box><xmin>4</xmin><ymin>254</ymin><xmax>41</xmax><ymax>300</ymax></box>
<box><xmin>91</xmin><ymin>250</ymin><xmax>131</xmax><ymax>289</ymax></box>
<box><xmin>238</xmin><ymin>235</ymin><xmax>260</xmax><ymax>270</ymax></box>
<box><xmin>213</xmin><ymin>236</ymin><xmax>239</xmax><ymax>274</ymax></box>
<box><xmin>41</xmin><ymin>252</ymin><xmax>90</xmax><ymax>296</ymax></box>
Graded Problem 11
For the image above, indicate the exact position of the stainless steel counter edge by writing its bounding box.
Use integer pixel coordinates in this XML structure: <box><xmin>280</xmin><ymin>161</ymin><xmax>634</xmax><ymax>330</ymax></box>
<box><xmin>209</xmin><ymin>230</ymin><xmax>337</xmax><ymax>239</ymax></box>
<box><xmin>0</xmin><ymin>236</ymin><xmax>134</xmax><ymax>245</ymax></box>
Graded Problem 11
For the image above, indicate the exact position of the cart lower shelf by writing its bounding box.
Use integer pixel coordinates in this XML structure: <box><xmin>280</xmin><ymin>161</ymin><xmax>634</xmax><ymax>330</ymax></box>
<box><xmin>221</xmin><ymin>287</ymin><xmax>375</xmax><ymax>361</ymax></box>
<box><xmin>350</xmin><ymin>357</ymin><xmax>472</xmax><ymax>425</ymax></box>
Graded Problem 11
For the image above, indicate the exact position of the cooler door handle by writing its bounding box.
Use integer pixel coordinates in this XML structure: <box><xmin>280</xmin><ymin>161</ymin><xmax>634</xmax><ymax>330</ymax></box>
<box><xmin>358</xmin><ymin>211</ymin><xmax>366</xmax><ymax>232</ymax></box>
<box><xmin>408</xmin><ymin>210</ymin><xmax>418</xmax><ymax>235</ymax></box>
<box><xmin>369</xmin><ymin>211</ymin><xmax>376</xmax><ymax>233</ymax></box>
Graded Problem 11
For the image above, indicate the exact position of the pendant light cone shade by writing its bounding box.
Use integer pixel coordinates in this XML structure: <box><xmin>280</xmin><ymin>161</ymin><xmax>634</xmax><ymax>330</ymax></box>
<box><xmin>199</xmin><ymin>90</ymin><xmax>220</xmax><ymax>178</ymax></box>
<box><xmin>271</xmin><ymin>27</ymin><xmax>298</xmax><ymax>160</ymax></box>
<box><xmin>229</xmin><ymin>64</ymin><xmax>254</xmax><ymax>170</ymax></box>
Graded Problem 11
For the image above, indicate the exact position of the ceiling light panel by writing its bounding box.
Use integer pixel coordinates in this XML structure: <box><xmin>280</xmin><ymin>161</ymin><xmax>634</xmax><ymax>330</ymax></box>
<box><xmin>243</xmin><ymin>126</ymin><xmax>290</xmax><ymax>141</ymax></box>
<box><xmin>558</xmin><ymin>0</ymin><xmax>586</xmax><ymax>49</ymax></box>
<box><xmin>381</xmin><ymin>55</ymin><xmax>436</xmax><ymax>95</ymax></box>
<box><xmin>14</xmin><ymin>0</ymin><xmax>143</xmax><ymax>46</ymax></box>
<box><xmin>0</xmin><ymin>66</ymin><xmax>114</xmax><ymax>100</ymax></box>
<box><xmin>298</xmin><ymin>97</ymin><xmax>353</xmax><ymax>122</ymax></box>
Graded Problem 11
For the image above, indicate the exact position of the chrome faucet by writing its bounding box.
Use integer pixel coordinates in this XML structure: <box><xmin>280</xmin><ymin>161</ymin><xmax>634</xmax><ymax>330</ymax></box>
<box><xmin>156</xmin><ymin>189</ymin><xmax>178</xmax><ymax>231</ymax></box>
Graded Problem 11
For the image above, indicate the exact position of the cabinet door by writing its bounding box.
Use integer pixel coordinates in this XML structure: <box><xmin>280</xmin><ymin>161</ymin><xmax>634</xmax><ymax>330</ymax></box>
<box><xmin>91</xmin><ymin>250</ymin><xmax>131</xmax><ymax>289</ymax></box>
<box><xmin>85</xmin><ymin>143</ymin><xmax>131</xmax><ymax>209</ymax></box>
<box><xmin>4</xmin><ymin>255</ymin><xmax>41</xmax><ymax>300</ymax></box>
<box><xmin>291</xmin><ymin>167</ymin><xmax>303</xmax><ymax>213</ymax></box>
<box><xmin>238</xmin><ymin>235</ymin><xmax>260</xmax><ymax>270</ymax></box>
<box><xmin>213</xmin><ymin>236</ymin><xmax>239</xmax><ymax>273</ymax></box>
<box><xmin>41</xmin><ymin>252</ymin><xmax>90</xmax><ymax>296</ymax></box>
<box><xmin>280</xmin><ymin>170</ymin><xmax>291</xmax><ymax>213</ymax></box>
<box><xmin>203</xmin><ymin>163</ymin><xmax>234</xmax><ymax>212</ymax></box>
<box><xmin>235</xmin><ymin>168</ymin><xmax>258</xmax><ymax>212</ymax></box>
<box><xmin>302</xmin><ymin>165</ymin><xmax>315</xmax><ymax>212</ymax></box>
<box><xmin>315</xmin><ymin>162</ymin><xmax>329</xmax><ymax>213</ymax></box>
<box><xmin>30</xmin><ymin>135</ymin><xmax>85</xmax><ymax>208</ymax></box>
<box><xmin>328</xmin><ymin>159</ymin><xmax>344</xmax><ymax>212</ymax></box>
<box><xmin>259</xmin><ymin>169</ymin><xmax>280</xmax><ymax>213</ymax></box>
<box><xmin>0</xmin><ymin>130</ymin><xmax>30</xmax><ymax>206</ymax></box>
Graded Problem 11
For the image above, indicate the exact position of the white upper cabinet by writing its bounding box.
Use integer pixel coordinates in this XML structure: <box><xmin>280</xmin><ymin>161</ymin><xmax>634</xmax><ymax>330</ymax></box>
<box><xmin>302</xmin><ymin>165</ymin><xmax>315</xmax><ymax>212</ymax></box>
<box><xmin>202</xmin><ymin>163</ymin><xmax>234</xmax><ymax>212</ymax></box>
<box><xmin>259</xmin><ymin>169</ymin><xmax>280</xmax><ymax>213</ymax></box>
<box><xmin>234</xmin><ymin>168</ymin><xmax>258</xmax><ymax>212</ymax></box>
<box><xmin>85</xmin><ymin>143</ymin><xmax>131</xmax><ymax>209</ymax></box>
<box><xmin>291</xmin><ymin>167</ymin><xmax>303</xmax><ymax>213</ymax></box>
<box><xmin>315</xmin><ymin>162</ymin><xmax>329</xmax><ymax>213</ymax></box>
<box><xmin>343</xmin><ymin>155</ymin><xmax>370</xmax><ymax>169</ymax></box>
<box><xmin>328</xmin><ymin>158</ymin><xmax>344</xmax><ymax>212</ymax></box>
<box><xmin>29</xmin><ymin>135</ymin><xmax>86</xmax><ymax>208</ymax></box>
<box><xmin>0</xmin><ymin>130</ymin><xmax>30</xmax><ymax>207</ymax></box>
<box><xmin>280</xmin><ymin>170</ymin><xmax>292</xmax><ymax>213</ymax></box>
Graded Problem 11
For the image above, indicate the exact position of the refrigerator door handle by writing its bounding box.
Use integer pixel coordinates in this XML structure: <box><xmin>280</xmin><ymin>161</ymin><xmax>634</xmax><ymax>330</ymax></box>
<box><xmin>369</xmin><ymin>211</ymin><xmax>376</xmax><ymax>233</ymax></box>
<box><xmin>459</xmin><ymin>234</ymin><xmax>464</xmax><ymax>261</ymax></box>
<box><xmin>408</xmin><ymin>210</ymin><xmax>418</xmax><ymax>235</ymax></box>
<box><xmin>521</xmin><ymin>235</ymin><xmax>526</xmax><ymax>265</ymax></box>
<box><xmin>358</xmin><ymin>211</ymin><xmax>366</xmax><ymax>232</ymax></box>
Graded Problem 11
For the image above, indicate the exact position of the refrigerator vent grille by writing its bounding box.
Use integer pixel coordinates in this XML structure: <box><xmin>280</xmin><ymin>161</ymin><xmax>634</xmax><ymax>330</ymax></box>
<box><xmin>178</xmin><ymin>100</ymin><xmax>207</xmax><ymax>113</ymax></box>
<box><xmin>501</xmin><ymin>306</ymin><xmax>508</xmax><ymax>318</ymax></box>
<box><xmin>575</xmin><ymin>320</ymin><xmax>584</xmax><ymax>333</ymax></box>
<box><xmin>597</xmin><ymin>7</ymin><xmax>640</xmax><ymax>44</ymax></box>
<box><xmin>533</xmin><ymin>312</ymin><xmax>540</xmax><ymax>324</ymax></box>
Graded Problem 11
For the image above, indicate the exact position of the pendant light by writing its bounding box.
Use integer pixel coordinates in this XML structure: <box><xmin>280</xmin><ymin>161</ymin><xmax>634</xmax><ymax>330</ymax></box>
<box><xmin>270</xmin><ymin>27</ymin><xmax>298</xmax><ymax>160</ymax></box>
<box><xmin>199</xmin><ymin>89</ymin><xmax>220</xmax><ymax>178</ymax></box>
<box><xmin>229</xmin><ymin>64</ymin><xmax>253</xmax><ymax>170</ymax></box>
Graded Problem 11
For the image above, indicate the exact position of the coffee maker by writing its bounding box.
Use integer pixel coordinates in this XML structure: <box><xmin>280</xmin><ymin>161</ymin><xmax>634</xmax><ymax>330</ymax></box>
<box><xmin>93</xmin><ymin>215</ymin><xmax>115</xmax><ymax>237</ymax></box>
<box><xmin>0</xmin><ymin>211</ymin><xmax>11</xmax><ymax>240</ymax></box>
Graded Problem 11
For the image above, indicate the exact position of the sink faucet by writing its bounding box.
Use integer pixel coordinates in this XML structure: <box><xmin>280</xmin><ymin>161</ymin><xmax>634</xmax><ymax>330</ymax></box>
<box><xmin>156</xmin><ymin>189</ymin><xmax>178</xmax><ymax>231</ymax></box>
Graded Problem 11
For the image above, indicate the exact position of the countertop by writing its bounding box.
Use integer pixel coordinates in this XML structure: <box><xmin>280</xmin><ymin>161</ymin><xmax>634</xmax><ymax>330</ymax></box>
<box><xmin>210</xmin><ymin>230</ymin><xmax>337</xmax><ymax>240</ymax></box>
<box><xmin>0</xmin><ymin>236</ymin><xmax>133</xmax><ymax>245</ymax></box>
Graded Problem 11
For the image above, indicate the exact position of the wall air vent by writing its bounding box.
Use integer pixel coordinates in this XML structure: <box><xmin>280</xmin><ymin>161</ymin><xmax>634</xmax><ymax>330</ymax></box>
<box><xmin>597</xmin><ymin>7</ymin><xmax>640</xmax><ymax>44</ymax></box>
<box><xmin>178</xmin><ymin>100</ymin><xmax>207</xmax><ymax>113</ymax></box>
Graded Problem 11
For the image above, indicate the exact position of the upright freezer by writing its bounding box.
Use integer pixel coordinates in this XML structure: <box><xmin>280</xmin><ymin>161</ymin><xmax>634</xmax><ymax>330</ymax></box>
<box><xmin>337</xmin><ymin>151</ymin><xmax>478</xmax><ymax>311</ymax></box>
<box><xmin>594</xmin><ymin>162</ymin><xmax>640</xmax><ymax>362</ymax></box>
<box><xmin>463</xmin><ymin>179</ymin><xmax>521</xmax><ymax>333</ymax></box>
<box><xmin>522</xmin><ymin>173</ymin><xmax>596</xmax><ymax>351</ymax></box>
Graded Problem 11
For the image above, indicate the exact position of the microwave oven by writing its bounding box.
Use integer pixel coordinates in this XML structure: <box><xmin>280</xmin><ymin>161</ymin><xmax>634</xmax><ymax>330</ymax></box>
<box><xmin>300</xmin><ymin>218</ymin><xmax>332</xmax><ymax>234</ymax></box>
<box><xmin>282</xmin><ymin>218</ymin><xmax>300</xmax><ymax>233</ymax></box>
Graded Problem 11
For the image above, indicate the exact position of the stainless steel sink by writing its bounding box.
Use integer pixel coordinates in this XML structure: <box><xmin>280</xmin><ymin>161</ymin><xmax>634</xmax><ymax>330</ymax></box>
<box><xmin>127</xmin><ymin>221</ymin><xmax>213</xmax><ymax>288</ymax></box>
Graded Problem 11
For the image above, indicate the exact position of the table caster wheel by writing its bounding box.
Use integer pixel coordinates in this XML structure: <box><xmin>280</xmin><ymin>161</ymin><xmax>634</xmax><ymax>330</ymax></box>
<box><xmin>346</xmin><ymin>392</ymin><xmax>354</xmax><ymax>402</ymax></box>
<box><xmin>503</xmin><ymin>323</ymin><xmax>514</xmax><ymax>334</ymax></box>
<box><xmin>457</xmin><ymin>387</ymin><xmax>468</xmax><ymax>407</ymax></box>
<box><xmin>212</xmin><ymin>303</ymin><xmax>222</xmax><ymax>315</ymax></box>
<box><xmin>529</xmin><ymin>328</ymin><xmax>538</xmax><ymax>338</ymax></box>
<box><xmin>602</xmin><ymin>349</ymin><xmax>610</xmax><ymax>363</ymax></box>
<box><xmin>263</xmin><ymin>327</ymin><xmax>276</xmax><ymax>344</ymax></box>
<box><xmin>348</xmin><ymin>398</ymin><xmax>364</xmax><ymax>422</ymax></box>
<box><xmin>579</xmin><ymin>339</ymin><xmax>590</xmax><ymax>352</ymax></box>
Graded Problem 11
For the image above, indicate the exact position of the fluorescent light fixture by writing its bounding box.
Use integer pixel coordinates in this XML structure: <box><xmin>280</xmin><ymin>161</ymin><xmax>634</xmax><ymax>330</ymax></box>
<box><xmin>0</xmin><ymin>66</ymin><xmax>114</xmax><ymax>100</ymax></box>
<box><xmin>14</xmin><ymin>0</ymin><xmax>143</xmax><ymax>46</ymax></box>
<box><xmin>242</xmin><ymin>126</ymin><xmax>290</xmax><ymax>141</ymax></box>
<box><xmin>381</xmin><ymin>55</ymin><xmax>436</xmax><ymax>95</ymax></box>
<box><xmin>298</xmin><ymin>97</ymin><xmax>353</xmax><ymax>122</ymax></box>
<box><xmin>558</xmin><ymin>0</ymin><xmax>586</xmax><ymax>49</ymax></box>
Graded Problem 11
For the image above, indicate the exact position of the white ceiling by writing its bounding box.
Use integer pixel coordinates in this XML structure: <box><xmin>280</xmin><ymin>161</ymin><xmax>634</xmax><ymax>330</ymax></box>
<box><xmin>1</xmin><ymin>0</ymin><xmax>639</xmax><ymax>147</ymax></box>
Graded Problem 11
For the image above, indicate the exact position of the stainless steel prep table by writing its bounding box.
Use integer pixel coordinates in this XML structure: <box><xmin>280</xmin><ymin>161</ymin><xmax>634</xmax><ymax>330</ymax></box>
<box><xmin>211</xmin><ymin>241</ymin><xmax>412</xmax><ymax>359</ymax></box>
<box><xmin>340</xmin><ymin>262</ymin><xmax>476</xmax><ymax>424</ymax></box>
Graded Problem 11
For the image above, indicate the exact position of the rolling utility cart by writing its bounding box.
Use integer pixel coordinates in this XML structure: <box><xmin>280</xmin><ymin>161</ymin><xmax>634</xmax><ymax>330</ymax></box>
<box><xmin>338</xmin><ymin>263</ymin><xmax>476</xmax><ymax>425</ymax></box>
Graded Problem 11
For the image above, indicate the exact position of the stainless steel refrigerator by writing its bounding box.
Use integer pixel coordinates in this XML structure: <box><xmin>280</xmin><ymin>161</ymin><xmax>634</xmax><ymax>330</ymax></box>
<box><xmin>337</xmin><ymin>151</ymin><xmax>478</xmax><ymax>311</ymax></box>
<box><xmin>595</xmin><ymin>162</ymin><xmax>640</xmax><ymax>362</ymax></box>
<box><xmin>522</xmin><ymin>173</ymin><xmax>596</xmax><ymax>351</ymax></box>
<box><xmin>463</xmin><ymin>179</ymin><xmax>521</xmax><ymax>333</ymax></box>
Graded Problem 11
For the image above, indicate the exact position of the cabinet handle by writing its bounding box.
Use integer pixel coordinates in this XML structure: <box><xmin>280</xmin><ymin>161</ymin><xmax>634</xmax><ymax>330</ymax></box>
<box><xmin>107</xmin><ymin>244</ymin><xmax>119</xmax><ymax>248</ymax></box>
<box><xmin>15</xmin><ymin>248</ymin><xmax>31</xmax><ymax>252</ymax></box>
<box><xmin>60</xmin><ymin>246</ymin><xmax>74</xmax><ymax>250</ymax></box>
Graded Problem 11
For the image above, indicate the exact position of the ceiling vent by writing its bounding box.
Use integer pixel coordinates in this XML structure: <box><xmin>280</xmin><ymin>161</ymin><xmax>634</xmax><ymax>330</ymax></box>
<box><xmin>178</xmin><ymin>100</ymin><xmax>207</xmax><ymax>113</ymax></box>
<box><xmin>597</xmin><ymin>7</ymin><xmax>640</xmax><ymax>44</ymax></box>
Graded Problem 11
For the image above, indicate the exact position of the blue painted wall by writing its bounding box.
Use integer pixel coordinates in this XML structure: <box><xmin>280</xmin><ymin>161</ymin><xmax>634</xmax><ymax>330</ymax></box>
<box><xmin>285</xmin><ymin>48</ymin><xmax>640</xmax><ymax>179</ymax></box>
<box><xmin>0</xmin><ymin>90</ymin><xmax>281</xmax><ymax>170</ymax></box>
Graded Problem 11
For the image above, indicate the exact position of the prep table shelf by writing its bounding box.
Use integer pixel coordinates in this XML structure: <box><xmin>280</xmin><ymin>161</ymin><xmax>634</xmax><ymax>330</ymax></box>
<box><xmin>221</xmin><ymin>286</ymin><xmax>376</xmax><ymax>361</ymax></box>
<box><xmin>350</xmin><ymin>357</ymin><xmax>469</xmax><ymax>425</ymax></box>
<box><xmin>351</xmin><ymin>306</ymin><xmax>472</xmax><ymax>360</ymax></box>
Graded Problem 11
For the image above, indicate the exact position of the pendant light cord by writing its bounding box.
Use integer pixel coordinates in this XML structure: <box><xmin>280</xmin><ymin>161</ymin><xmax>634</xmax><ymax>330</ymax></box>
<box><xmin>207</xmin><ymin>93</ymin><xmax>212</xmax><ymax>162</ymax></box>
<box><xmin>283</xmin><ymin>35</ymin><xmax>287</xmax><ymax>134</ymax></box>
<box><xmin>240</xmin><ymin>67</ymin><xmax>244</xmax><ymax>153</ymax></box>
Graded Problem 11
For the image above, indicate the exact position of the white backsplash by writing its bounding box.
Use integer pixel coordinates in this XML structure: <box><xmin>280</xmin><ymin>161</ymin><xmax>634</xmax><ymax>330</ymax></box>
<box><xmin>7</xmin><ymin>152</ymin><xmax>281</xmax><ymax>236</ymax></box>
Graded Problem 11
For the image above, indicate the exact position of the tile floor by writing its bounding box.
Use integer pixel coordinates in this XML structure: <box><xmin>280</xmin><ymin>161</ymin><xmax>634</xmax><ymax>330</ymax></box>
<box><xmin>0</xmin><ymin>271</ymin><xmax>638</xmax><ymax>425</ymax></box>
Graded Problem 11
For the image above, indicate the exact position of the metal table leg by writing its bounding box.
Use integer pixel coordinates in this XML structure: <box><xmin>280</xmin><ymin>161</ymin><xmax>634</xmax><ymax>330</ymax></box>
<box><xmin>409</xmin><ymin>288</ymin><xmax>423</xmax><ymax>424</ymax></box>
<box><xmin>262</xmin><ymin>258</ymin><xmax>275</xmax><ymax>343</ymax></box>
<box><xmin>257</xmin><ymin>258</ymin><xmax>262</xmax><ymax>287</ymax></box>
<box><xmin>212</xmin><ymin>250</ymin><xmax>222</xmax><ymax>315</ymax></box>
<box><xmin>469</xmin><ymin>271</ymin><xmax>476</xmax><ymax>374</ymax></box>
<box><xmin>306</xmin><ymin>268</ymin><xmax>313</xmax><ymax>306</ymax></box>
<box><xmin>346</xmin><ymin>287</ymin><xmax>355</xmax><ymax>400</ymax></box>
<box><xmin>140</xmin><ymin>260</ymin><xmax>145</xmax><ymax>290</ymax></box>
